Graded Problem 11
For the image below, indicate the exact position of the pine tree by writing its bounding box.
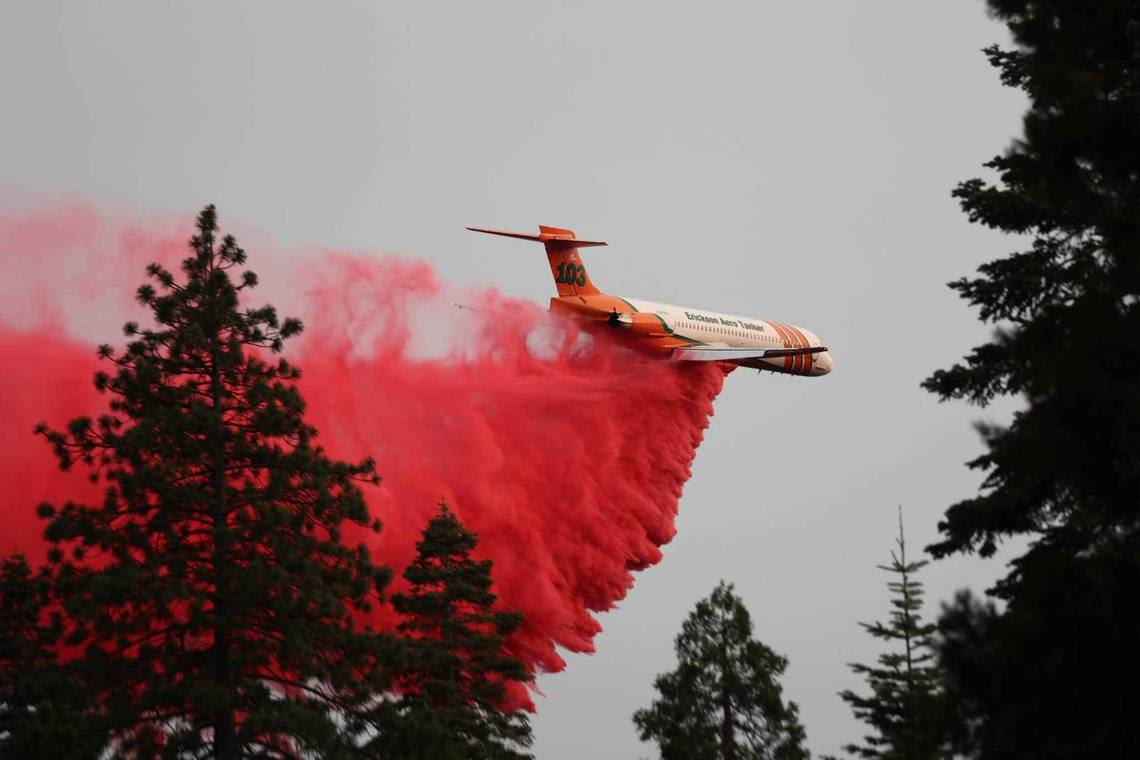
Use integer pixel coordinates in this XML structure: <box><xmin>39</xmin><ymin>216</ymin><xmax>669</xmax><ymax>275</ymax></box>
<box><xmin>371</xmin><ymin>502</ymin><xmax>533</xmax><ymax>760</ymax></box>
<box><xmin>925</xmin><ymin>3</ymin><xmax>1140</xmax><ymax>756</ymax></box>
<box><xmin>633</xmin><ymin>581</ymin><xmax>809</xmax><ymax>760</ymax></box>
<box><xmin>935</xmin><ymin>548</ymin><xmax>1140</xmax><ymax>759</ymax></box>
<box><xmin>0</xmin><ymin>555</ymin><xmax>104</xmax><ymax>758</ymax></box>
<box><xmin>925</xmin><ymin>0</ymin><xmax>1140</xmax><ymax>574</ymax></box>
<box><xmin>830</xmin><ymin>511</ymin><xmax>948</xmax><ymax>760</ymax></box>
<box><xmin>25</xmin><ymin>205</ymin><xmax>396</xmax><ymax>758</ymax></box>
<box><xmin>932</xmin><ymin>590</ymin><xmax>997</xmax><ymax>759</ymax></box>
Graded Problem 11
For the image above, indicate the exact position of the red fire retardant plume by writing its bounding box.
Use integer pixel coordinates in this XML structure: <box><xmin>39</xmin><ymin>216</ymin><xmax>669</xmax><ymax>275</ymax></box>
<box><xmin>0</xmin><ymin>204</ymin><xmax>727</xmax><ymax>701</ymax></box>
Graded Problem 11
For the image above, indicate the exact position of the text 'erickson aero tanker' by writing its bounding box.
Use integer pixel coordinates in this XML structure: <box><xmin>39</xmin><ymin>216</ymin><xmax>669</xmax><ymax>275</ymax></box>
<box><xmin>468</xmin><ymin>225</ymin><xmax>833</xmax><ymax>377</ymax></box>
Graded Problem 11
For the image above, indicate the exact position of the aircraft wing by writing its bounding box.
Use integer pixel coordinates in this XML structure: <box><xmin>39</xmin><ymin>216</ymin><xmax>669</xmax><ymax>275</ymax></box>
<box><xmin>671</xmin><ymin>346</ymin><xmax>828</xmax><ymax>362</ymax></box>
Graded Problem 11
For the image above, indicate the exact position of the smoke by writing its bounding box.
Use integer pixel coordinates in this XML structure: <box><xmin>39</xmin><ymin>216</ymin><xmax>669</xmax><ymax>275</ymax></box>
<box><xmin>0</xmin><ymin>203</ymin><xmax>726</xmax><ymax>702</ymax></box>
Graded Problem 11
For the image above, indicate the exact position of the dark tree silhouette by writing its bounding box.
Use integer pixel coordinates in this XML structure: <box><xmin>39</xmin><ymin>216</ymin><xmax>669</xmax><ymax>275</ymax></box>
<box><xmin>0</xmin><ymin>554</ymin><xmax>104</xmax><ymax>758</ymax></box>
<box><xmin>926</xmin><ymin>2</ymin><xmax>1140</xmax><ymax>757</ymax></box>
<box><xmin>633</xmin><ymin>581</ymin><xmax>808</xmax><ymax>760</ymax></box>
<box><xmin>369</xmin><ymin>502</ymin><xmax>533</xmax><ymax>760</ymax></box>
<box><xmin>14</xmin><ymin>205</ymin><xmax>396</xmax><ymax>758</ymax></box>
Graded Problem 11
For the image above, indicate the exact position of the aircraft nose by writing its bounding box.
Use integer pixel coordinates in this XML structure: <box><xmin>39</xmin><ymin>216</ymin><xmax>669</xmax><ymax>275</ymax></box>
<box><xmin>813</xmin><ymin>350</ymin><xmax>833</xmax><ymax>376</ymax></box>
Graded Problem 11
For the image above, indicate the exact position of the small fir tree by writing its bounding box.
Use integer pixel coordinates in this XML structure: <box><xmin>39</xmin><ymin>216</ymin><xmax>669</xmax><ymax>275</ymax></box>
<box><xmin>830</xmin><ymin>510</ymin><xmax>948</xmax><ymax>760</ymax></box>
<box><xmin>633</xmin><ymin>581</ymin><xmax>809</xmax><ymax>760</ymax></box>
<box><xmin>374</xmin><ymin>502</ymin><xmax>533</xmax><ymax>760</ymax></box>
<box><xmin>27</xmin><ymin>205</ymin><xmax>395</xmax><ymax>758</ymax></box>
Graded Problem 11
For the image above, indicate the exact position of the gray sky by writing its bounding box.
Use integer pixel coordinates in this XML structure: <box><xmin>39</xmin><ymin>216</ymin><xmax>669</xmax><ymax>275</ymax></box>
<box><xmin>2</xmin><ymin>2</ymin><xmax>1026</xmax><ymax>757</ymax></box>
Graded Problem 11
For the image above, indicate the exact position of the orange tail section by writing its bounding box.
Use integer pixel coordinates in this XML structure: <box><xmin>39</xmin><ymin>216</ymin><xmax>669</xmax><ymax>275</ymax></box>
<box><xmin>467</xmin><ymin>225</ymin><xmax>607</xmax><ymax>297</ymax></box>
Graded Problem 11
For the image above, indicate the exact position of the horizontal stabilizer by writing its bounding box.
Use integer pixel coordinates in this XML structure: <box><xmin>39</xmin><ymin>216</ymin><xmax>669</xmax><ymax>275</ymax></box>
<box><xmin>466</xmin><ymin>226</ymin><xmax>607</xmax><ymax>248</ymax></box>
<box><xmin>672</xmin><ymin>346</ymin><xmax>828</xmax><ymax>362</ymax></box>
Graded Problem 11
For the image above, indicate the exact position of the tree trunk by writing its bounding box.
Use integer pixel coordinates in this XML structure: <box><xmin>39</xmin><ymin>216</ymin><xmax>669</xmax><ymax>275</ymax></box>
<box><xmin>210</xmin><ymin>342</ymin><xmax>236</xmax><ymax>760</ymax></box>
<box><xmin>722</xmin><ymin>694</ymin><xmax>736</xmax><ymax>760</ymax></box>
<box><xmin>720</xmin><ymin>609</ymin><xmax>736</xmax><ymax>760</ymax></box>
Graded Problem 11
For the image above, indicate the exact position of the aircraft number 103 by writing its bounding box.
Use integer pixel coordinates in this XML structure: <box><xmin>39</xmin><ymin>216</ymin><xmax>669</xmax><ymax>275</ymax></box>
<box><xmin>555</xmin><ymin>261</ymin><xmax>587</xmax><ymax>287</ymax></box>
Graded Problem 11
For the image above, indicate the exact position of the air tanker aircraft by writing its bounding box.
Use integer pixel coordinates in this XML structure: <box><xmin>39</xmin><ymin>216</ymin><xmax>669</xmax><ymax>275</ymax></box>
<box><xmin>468</xmin><ymin>225</ymin><xmax>832</xmax><ymax>377</ymax></box>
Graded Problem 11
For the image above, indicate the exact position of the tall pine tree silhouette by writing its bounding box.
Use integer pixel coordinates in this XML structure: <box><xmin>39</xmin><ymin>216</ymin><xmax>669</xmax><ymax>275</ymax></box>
<box><xmin>925</xmin><ymin>2</ymin><xmax>1140</xmax><ymax>756</ymax></box>
<box><xmin>830</xmin><ymin>510</ymin><xmax>948</xmax><ymax>760</ymax></box>
<box><xmin>25</xmin><ymin>205</ymin><xmax>395</xmax><ymax>758</ymax></box>
<box><xmin>374</xmin><ymin>502</ymin><xmax>533</xmax><ymax>760</ymax></box>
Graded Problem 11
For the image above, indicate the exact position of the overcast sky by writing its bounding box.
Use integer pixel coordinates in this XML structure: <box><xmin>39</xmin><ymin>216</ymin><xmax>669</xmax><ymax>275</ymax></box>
<box><xmin>2</xmin><ymin>2</ymin><xmax>1027</xmax><ymax>757</ymax></box>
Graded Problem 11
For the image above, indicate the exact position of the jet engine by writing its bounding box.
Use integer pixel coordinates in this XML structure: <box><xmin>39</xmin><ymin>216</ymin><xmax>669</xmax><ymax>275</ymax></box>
<box><xmin>608</xmin><ymin>310</ymin><xmax>670</xmax><ymax>337</ymax></box>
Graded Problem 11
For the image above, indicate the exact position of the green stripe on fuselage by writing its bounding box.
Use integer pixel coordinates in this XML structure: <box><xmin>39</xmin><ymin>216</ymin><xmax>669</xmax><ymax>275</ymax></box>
<box><xmin>616</xmin><ymin>297</ymin><xmax>703</xmax><ymax>345</ymax></box>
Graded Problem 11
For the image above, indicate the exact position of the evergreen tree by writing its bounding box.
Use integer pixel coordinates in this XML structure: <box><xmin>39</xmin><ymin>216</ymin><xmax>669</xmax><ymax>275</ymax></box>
<box><xmin>24</xmin><ymin>205</ymin><xmax>395</xmax><ymax>758</ymax></box>
<box><xmin>931</xmin><ymin>590</ymin><xmax>997</xmax><ymax>759</ymax></box>
<box><xmin>830</xmin><ymin>511</ymin><xmax>948</xmax><ymax>760</ymax></box>
<box><xmin>633</xmin><ymin>581</ymin><xmax>809</xmax><ymax>760</ymax></box>
<box><xmin>935</xmin><ymin>548</ymin><xmax>1140</xmax><ymax>759</ymax></box>
<box><xmin>925</xmin><ymin>0</ymin><xmax>1140</xmax><ymax>572</ymax></box>
<box><xmin>371</xmin><ymin>502</ymin><xmax>533</xmax><ymax>760</ymax></box>
<box><xmin>0</xmin><ymin>555</ymin><xmax>104</xmax><ymax>758</ymax></box>
<box><xmin>926</xmin><ymin>2</ymin><xmax>1140</xmax><ymax>756</ymax></box>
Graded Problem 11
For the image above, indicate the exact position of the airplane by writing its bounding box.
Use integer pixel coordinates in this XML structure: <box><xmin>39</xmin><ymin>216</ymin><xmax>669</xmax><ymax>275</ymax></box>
<box><xmin>467</xmin><ymin>225</ymin><xmax>832</xmax><ymax>377</ymax></box>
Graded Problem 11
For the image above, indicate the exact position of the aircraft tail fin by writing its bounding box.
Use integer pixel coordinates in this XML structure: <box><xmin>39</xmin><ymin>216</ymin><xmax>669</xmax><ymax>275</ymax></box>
<box><xmin>467</xmin><ymin>225</ymin><xmax>606</xmax><ymax>297</ymax></box>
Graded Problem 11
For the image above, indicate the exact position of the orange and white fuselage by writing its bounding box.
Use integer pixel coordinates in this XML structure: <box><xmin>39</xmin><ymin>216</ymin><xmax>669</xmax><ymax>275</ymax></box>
<box><xmin>468</xmin><ymin>225</ymin><xmax>832</xmax><ymax>377</ymax></box>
